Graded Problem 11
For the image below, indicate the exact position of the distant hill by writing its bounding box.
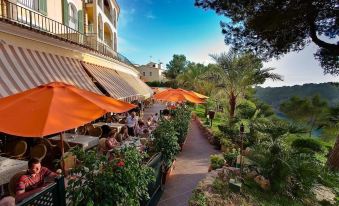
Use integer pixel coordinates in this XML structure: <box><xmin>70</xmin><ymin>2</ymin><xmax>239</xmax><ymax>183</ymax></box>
<box><xmin>255</xmin><ymin>82</ymin><xmax>339</xmax><ymax>110</ymax></box>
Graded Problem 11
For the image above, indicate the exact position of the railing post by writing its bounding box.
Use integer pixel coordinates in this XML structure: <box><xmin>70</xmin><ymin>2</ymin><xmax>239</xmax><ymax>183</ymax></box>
<box><xmin>55</xmin><ymin>176</ymin><xmax>66</xmax><ymax>206</ymax></box>
<box><xmin>29</xmin><ymin>9</ymin><xmax>32</xmax><ymax>28</ymax></box>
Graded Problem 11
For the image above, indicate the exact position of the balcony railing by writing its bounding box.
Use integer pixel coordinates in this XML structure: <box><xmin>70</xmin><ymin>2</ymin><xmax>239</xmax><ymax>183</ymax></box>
<box><xmin>17</xmin><ymin>0</ymin><xmax>38</xmax><ymax>10</ymax></box>
<box><xmin>0</xmin><ymin>0</ymin><xmax>135</xmax><ymax>67</ymax></box>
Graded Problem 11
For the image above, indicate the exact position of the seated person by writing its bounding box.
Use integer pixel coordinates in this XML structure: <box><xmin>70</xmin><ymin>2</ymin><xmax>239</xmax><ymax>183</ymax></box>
<box><xmin>105</xmin><ymin>131</ymin><xmax>120</xmax><ymax>150</ymax></box>
<box><xmin>146</xmin><ymin>117</ymin><xmax>153</xmax><ymax>127</ymax></box>
<box><xmin>153</xmin><ymin>113</ymin><xmax>159</xmax><ymax>122</ymax></box>
<box><xmin>115</xmin><ymin>126</ymin><xmax>129</xmax><ymax>142</ymax></box>
<box><xmin>140</xmin><ymin>128</ymin><xmax>150</xmax><ymax>139</ymax></box>
<box><xmin>16</xmin><ymin>158</ymin><xmax>57</xmax><ymax>195</ymax></box>
<box><xmin>135</xmin><ymin>121</ymin><xmax>147</xmax><ymax>136</ymax></box>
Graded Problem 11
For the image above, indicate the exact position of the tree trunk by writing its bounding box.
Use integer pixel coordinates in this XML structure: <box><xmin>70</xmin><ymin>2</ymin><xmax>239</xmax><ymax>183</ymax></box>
<box><xmin>229</xmin><ymin>92</ymin><xmax>237</xmax><ymax>122</ymax></box>
<box><xmin>327</xmin><ymin>135</ymin><xmax>339</xmax><ymax>170</ymax></box>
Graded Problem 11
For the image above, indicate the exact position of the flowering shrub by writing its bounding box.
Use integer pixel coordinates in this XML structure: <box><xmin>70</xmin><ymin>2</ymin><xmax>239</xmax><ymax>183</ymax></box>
<box><xmin>66</xmin><ymin>147</ymin><xmax>154</xmax><ymax>206</ymax></box>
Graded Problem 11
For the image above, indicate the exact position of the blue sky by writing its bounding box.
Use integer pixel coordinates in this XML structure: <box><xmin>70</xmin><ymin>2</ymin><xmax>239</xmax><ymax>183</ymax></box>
<box><xmin>117</xmin><ymin>0</ymin><xmax>338</xmax><ymax>87</ymax></box>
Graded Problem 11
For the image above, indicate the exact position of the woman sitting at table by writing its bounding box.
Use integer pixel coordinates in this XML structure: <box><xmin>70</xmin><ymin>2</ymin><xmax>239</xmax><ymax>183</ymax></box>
<box><xmin>105</xmin><ymin>131</ymin><xmax>120</xmax><ymax>150</ymax></box>
<box><xmin>16</xmin><ymin>158</ymin><xmax>57</xmax><ymax>195</ymax></box>
<box><xmin>115</xmin><ymin>126</ymin><xmax>129</xmax><ymax>142</ymax></box>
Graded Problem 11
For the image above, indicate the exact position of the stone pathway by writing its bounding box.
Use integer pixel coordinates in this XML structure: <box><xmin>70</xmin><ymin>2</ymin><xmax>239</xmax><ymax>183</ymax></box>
<box><xmin>157</xmin><ymin>120</ymin><xmax>219</xmax><ymax>206</ymax></box>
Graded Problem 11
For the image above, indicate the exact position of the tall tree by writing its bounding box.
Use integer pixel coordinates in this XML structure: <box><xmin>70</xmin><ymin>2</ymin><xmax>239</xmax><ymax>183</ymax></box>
<box><xmin>203</xmin><ymin>50</ymin><xmax>282</xmax><ymax>121</ymax></box>
<box><xmin>195</xmin><ymin>0</ymin><xmax>339</xmax><ymax>75</ymax></box>
<box><xmin>280</xmin><ymin>95</ymin><xmax>329</xmax><ymax>137</ymax></box>
<box><xmin>164</xmin><ymin>55</ymin><xmax>188</xmax><ymax>80</ymax></box>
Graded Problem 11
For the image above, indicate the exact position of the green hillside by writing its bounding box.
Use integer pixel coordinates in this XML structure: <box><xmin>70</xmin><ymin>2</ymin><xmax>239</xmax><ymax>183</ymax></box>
<box><xmin>255</xmin><ymin>82</ymin><xmax>339</xmax><ymax>110</ymax></box>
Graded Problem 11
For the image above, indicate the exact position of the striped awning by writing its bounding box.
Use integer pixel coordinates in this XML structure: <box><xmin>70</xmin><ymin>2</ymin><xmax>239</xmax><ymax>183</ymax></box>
<box><xmin>0</xmin><ymin>41</ymin><xmax>101</xmax><ymax>98</ymax></box>
<box><xmin>81</xmin><ymin>62</ymin><xmax>148</xmax><ymax>101</ymax></box>
<box><xmin>116</xmin><ymin>71</ymin><xmax>153</xmax><ymax>99</ymax></box>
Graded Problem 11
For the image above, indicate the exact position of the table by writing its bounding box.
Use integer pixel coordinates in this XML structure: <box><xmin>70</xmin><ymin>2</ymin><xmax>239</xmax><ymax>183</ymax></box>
<box><xmin>49</xmin><ymin>133</ymin><xmax>99</xmax><ymax>150</ymax></box>
<box><xmin>0</xmin><ymin>157</ymin><xmax>27</xmax><ymax>185</ymax></box>
<box><xmin>92</xmin><ymin>122</ymin><xmax>125</xmax><ymax>132</ymax></box>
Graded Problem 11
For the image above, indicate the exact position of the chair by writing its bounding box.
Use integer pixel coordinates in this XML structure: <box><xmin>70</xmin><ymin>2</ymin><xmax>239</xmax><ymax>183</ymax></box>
<box><xmin>8</xmin><ymin>170</ymin><xmax>27</xmax><ymax>196</ymax></box>
<box><xmin>57</xmin><ymin>141</ymin><xmax>75</xmax><ymax>153</ymax></box>
<box><xmin>100</xmin><ymin>125</ymin><xmax>111</xmax><ymax>138</ymax></box>
<box><xmin>61</xmin><ymin>152</ymin><xmax>77</xmax><ymax>176</ymax></box>
<box><xmin>8</xmin><ymin>141</ymin><xmax>27</xmax><ymax>159</ymax></box>
<box><xmin>85</xmin><ymin>124</ymin><xmax>95</xmax><ymax>134</ymax></box>
<box><xmin>75</xmin><ymin>126</ymin><xmax>86</xmax><ymax>135</ymax></box>
<box><xmin>88</xmin><ymin>127</ymin><xmax>102</xmax><ymax>137</ymax></box>
<box><xmin>30</xmin><ymin>144</ymin><xmax>47</xmax><ymax>161</ymax></box>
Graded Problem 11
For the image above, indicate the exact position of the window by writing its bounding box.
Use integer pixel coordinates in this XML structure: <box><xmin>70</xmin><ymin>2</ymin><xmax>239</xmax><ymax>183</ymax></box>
<box><xmin>149</xmin><ymin>72</ymin><xmax>152</xmax><ymax>76</ymax></box>
<box><xmin>143</xmin><ymin>72</ymin><xmax>145</xmax><ymax>76</ymax></box>
<box><xmin>68</xmin><ymin>3</ymin><xmax>78</xmax><ymax>30</ymax></box>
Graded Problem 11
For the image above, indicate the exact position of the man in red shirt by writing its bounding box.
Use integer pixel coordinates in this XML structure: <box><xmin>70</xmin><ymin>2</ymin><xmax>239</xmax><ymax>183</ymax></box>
<box><xmin>16</xmin><ymin>158</ymin><xmax>57</xmax><ymax>195</ymax></box>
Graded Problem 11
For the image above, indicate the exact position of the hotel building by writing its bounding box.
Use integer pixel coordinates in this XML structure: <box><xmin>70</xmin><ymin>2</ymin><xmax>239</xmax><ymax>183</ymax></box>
<box><xmin>0</xmin><ymin>0</ymin><xmax>152</xmax><ymax>101</ymax></box>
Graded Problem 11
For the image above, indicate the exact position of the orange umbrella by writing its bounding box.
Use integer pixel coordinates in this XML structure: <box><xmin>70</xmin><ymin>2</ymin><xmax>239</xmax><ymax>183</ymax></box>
<box><xmin>0</xmin><ymin>82</ymin><xmax>136</xmax><ymax>137</ymax></box>
<box><xmin>153</xmin><ymin>88</ymin><xmax>204</xmax><ymax>104</ymax></box>
<box><xmin>189</xmin><ymin>91</ymin><xmax>209</xmax><ymax>99</ymax></box>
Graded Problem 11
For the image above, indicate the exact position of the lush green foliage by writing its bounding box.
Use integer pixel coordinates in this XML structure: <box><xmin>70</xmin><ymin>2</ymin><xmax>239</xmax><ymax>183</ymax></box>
<box><xmin>202</xmin><ymin>50</ymin><xmax>282</xmax><ymax>120</ymax></box>
<box><xmin>171</xmin><ymin>107</ymin><xmax>192</xmax><ymax>144</ymax></box>
<box><xmin>210</xmin><ymin>154</ymin><xmax>224</xmax><ymax>170</ymax></box>
<box><xmin>255</xmin><ymin>83</ymin><xmax>339</xmax><ymax>110</ymax></box>
<box><xmin>292</xmin><ymin>138</ymin><xmax>323</xmax><ymax>153</ymax></box>
<box><xmin>66</xmin><ymin>147</ymin><xmax>154</xmax><ymax>206</ymax></box>
<box><xmin>195</xmin><ymin>0</ymin><xmax>339</xmax><ymax>74</ymax></box>
<box><xmin>249</xmin><ymin>120</ymin><xmax>322</xmax><ymax>198</ymax></box>
<box><xmin>164</xmin><ymin>54</ymin><xmax>188</xmax><ymax>80</ymax></box>
<box><xmin>153</xmin><ymin>120</ymin><xmax>180</xmax><ymax>168</ymax></box>
<box><xmin>223</xmin><ymin>149</ymin><xmax>238</xmax><ymax>167</ymax></box>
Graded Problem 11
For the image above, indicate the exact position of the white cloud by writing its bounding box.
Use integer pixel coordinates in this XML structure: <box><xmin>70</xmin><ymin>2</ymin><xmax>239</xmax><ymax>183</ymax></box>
<box><xmin>146</xmin><ymin>12</ymin><xmax>156</xmax><ymax>19</ymax></box>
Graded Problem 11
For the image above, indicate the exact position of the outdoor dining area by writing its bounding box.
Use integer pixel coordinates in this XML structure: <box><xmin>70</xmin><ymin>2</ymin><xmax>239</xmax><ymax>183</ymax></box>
<box><xmin>0</xmin><ymin>83</ymin><xmax>207</xmax><ymax>205</ymax></box>
<box><xmin>0</xmin><ymin>82</ymin><xmax>160</xmax><ymax>205</ymax></box>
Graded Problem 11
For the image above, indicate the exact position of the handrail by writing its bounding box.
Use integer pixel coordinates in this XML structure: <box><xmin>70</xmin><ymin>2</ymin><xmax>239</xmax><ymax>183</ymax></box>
<box><xmin>0</xmin><ymin>0</ymin><xmax>135</xmax><ymax>67</ymax></box>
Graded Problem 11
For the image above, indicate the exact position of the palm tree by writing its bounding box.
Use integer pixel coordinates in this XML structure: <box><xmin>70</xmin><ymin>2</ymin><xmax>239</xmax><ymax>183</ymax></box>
<box><xmin>203</xmin><ymin>50</ymin><xmax>283</xmax><ymax>122</ymax></box>
<box><xmin>176</xmin><ymin>63</ymin><xmax>215</xmax><ymax>96</ymax></box>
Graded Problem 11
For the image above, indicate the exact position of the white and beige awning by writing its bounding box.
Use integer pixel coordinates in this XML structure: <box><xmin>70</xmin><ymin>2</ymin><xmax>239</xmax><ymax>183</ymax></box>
<box><xmin>0</xmin><ymin>41</ymin><xmax>101</xmax><ymax>97</ymax></box>
<box><xmin>81</xmin><ymin>62</ymin><xmax>153</xmax><ymax>101</ymax></box>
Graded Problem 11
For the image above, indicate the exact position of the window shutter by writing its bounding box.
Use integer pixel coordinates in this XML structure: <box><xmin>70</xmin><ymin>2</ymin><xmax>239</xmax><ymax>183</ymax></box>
<box><xmin>63</xmin><ymin>0</ymin><xmax>69</xmax><ymax>26</ymax></box>
<box><xmin>38</xmin><ymin>0</ymin><xmax>47</xmax><ymax>15</ymax></box>
<box><xmin>78</xmin><ymin>10</ymin><xmax>84</xmax><ymax>33</ymax></box>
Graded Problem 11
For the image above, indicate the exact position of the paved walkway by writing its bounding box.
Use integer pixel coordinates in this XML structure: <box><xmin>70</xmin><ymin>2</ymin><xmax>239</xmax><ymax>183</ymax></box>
<box><xmin>157</xmin><ymin>120</ymin><xmax>219</xmax><ymax>206</ymax></box>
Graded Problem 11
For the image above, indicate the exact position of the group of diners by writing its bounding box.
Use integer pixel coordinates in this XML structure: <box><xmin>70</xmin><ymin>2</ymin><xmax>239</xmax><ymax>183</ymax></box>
<box><xmin>100</xmin><ymin>111</ymin><xmax>160</xmax><ymax>153</ymax></box>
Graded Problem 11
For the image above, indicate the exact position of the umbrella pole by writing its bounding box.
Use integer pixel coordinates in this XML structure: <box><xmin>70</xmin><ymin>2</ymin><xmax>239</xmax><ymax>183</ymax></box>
<box><xmin>60</xmin><ymin>132</ymin><xmax>65</xmax><ymax>173</ymax></box>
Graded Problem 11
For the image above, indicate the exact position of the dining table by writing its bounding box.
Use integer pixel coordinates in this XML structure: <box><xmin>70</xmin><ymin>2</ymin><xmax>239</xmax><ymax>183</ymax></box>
<box><xmin>92</xmin><ymin>122</ymin><xmax>125</xmax><ymax>132</ymax></box>
<box><xmin>0</xmin><ymin>156</ymin><xmax>28</xmax><ymax>185</ymax></box>
<box><xmin>49</xmin><ymin>133</ymin><xmax>99</xmax><ymax>150</ymax></box>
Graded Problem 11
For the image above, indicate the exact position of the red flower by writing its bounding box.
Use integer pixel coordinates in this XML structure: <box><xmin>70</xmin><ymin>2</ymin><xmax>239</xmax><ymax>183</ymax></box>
<box><xmin>116</xmin><ymin>161</ymin><xmax>125</xmax><ymax>167</ymax></box>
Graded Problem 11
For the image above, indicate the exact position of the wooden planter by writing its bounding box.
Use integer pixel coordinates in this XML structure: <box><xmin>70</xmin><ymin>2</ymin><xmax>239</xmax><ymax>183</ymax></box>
<box><xmin>162</xmin><ymin>160</ymin><xmax>176</xmax><ymax>184</ymax></box>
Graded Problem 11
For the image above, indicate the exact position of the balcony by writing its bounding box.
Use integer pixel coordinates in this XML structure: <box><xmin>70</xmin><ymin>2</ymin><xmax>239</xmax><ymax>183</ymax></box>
<box><xmin>0</xmin><ymin>0</ymin><xmax>134</xmax><ymax>67</ymax></box>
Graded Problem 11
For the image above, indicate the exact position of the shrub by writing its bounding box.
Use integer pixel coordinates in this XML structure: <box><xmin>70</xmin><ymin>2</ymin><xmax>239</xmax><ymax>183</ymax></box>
<box><xmin>210</xmin><ymin>154</ymin><xmax>224</xmax><ymax>170</ymax></box>
<box><xmin>189</xmin><ymin>190</ymin><xmax>207</xmax><ymax>206</ymax></box>
<box><xmin>66</xmin><ymin>147</ymin><xmax>154</xmax><ymax>206</ymax></box>
<box><xmin>224</xmin><ymin>150</ymin><xmax>238</xmax><ymax>166</ymax></box>
<box><xmin>153</xmin><ymin>120</ymin><xmax>180</xmax><ymax>168</ymax></box>
<box><xmin>292</xmin><ymin>138</ymin><xmax>323</xmax><ymax>153</ymax></box>
<box><xmin>171</xmin><ymin>106</ymin><xmax>192</xmax><ymax>144</ymax></box>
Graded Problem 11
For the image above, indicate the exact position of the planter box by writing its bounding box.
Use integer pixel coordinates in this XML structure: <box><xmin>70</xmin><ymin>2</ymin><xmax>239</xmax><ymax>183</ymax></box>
<box><xmin>162</xmin><ymin>160</ymin><xmax>176</xmax><ymax>184</ymax></box>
